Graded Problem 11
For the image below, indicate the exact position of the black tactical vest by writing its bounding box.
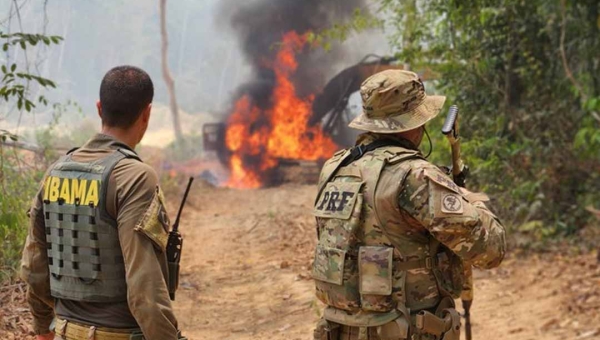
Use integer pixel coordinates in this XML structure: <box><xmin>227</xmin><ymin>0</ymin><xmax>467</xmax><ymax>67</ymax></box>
<box><xmin>42</xmin><ymin>148</ymin><xmax>139</xmax><ymax>302</ymax></box>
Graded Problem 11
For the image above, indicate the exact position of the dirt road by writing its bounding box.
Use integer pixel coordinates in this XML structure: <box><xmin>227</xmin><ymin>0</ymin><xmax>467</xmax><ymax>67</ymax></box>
<box><xmin>173</xmin><ymin>184</ymin><xmax>600</xmax><ymax>340</ymax></box>
<box><xmin>2</xmin><ymin>184</ymin><xmax>599</xmax><ymax>339</ymax></box>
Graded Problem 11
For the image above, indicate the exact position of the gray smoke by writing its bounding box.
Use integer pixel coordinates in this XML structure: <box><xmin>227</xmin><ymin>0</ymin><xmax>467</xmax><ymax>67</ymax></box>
<box><xmin>219</xmin><ymin>0</ymin><xmax>368</xmax><ymax>108</ymax></box>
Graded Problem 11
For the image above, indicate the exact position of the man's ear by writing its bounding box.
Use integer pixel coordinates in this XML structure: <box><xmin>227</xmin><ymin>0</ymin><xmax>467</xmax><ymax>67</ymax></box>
<box><xmin>96</xmin><ymin>100</ymin><xmax>103</xmax><ymax>119</ymax></box>
<box><xmin>142</xmin><ymin>103</ymin><xmax>152</xmax><ymax>124</ymax></box>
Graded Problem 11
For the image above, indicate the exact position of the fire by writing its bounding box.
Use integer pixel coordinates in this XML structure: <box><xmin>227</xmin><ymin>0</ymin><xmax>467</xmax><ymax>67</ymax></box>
<box><xmin>224</xmin><ymin>31</ymin><xmax>338</xmax><ymax>188</ymax></box>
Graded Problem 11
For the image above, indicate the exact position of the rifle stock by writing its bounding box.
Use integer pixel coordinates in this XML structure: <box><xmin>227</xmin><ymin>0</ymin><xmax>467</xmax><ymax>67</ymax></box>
<box><xmin>442</xmin><ymin>105</ymin><xmax>473</xmax><ymax>340</ymax></box>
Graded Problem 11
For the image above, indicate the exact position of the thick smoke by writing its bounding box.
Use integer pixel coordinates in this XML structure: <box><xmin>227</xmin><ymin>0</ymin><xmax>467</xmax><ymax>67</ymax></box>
<box><xmin>219</xmin><ymin>0</ymin><xmax>368</xmax><ymax>106</ymax></box>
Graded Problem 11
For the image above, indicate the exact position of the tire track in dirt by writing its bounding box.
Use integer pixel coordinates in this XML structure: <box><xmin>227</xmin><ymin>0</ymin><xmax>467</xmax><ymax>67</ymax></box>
<box><xmin>172</xmin><ymin>184</ymin><xmax>600</xmax><ymax>340</ymax></box>
<box><xmin>172</xmin><ymin>184</ymin><xmax>319</xmax><ymax>340</ymax></box>
<box><xmin>3</xmin><ymin>185</ymin><xmax>598</xmax><ymax>339</ymax></box>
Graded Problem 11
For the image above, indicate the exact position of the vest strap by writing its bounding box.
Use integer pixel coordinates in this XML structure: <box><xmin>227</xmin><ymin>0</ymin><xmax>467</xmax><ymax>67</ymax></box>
<box><xmin>340</xmin><ymin>138</ymin><xmax>418</xmax><ymax>168</ymax></box>
<box><xmin>396</xmin><ymin>256</ymin><xmax>436</xmax><ymax>271</ymax></box>
<box><xmin>66</xmin><ymin>147</ymin><xmax>79</xmax><ymax>155</ymax></box>
<box><xmin>117</xmin><ymin>148</ymin><xmax>141</xmax><ymax>161</ymax></box>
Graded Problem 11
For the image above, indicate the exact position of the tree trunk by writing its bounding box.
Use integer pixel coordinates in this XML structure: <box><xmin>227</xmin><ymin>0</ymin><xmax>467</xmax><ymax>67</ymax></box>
<box><xmin>159</xmin><ymin>0</ymin><xmax>184</xmax><ymax>144</ymax></box>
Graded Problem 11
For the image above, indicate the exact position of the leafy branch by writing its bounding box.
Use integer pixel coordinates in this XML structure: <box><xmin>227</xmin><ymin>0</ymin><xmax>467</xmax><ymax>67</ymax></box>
<box><xmin>306</xmin><ymin>9</ymin><xmax>383</xmax><ymax>51</ymax></box>
<box><xmin>0</xmin><ymin>129</ymin><xmax>18</xmax><ymax>142</ymax></box>
<box><xmin>1</xmin><ymin>31</ymin><xmax>62</xmax><ymax>113</ymax></box>
<box><xmin>1</xmin><ymin>32</ymin><xmax>63</xmax><ymax>52</ymax></box>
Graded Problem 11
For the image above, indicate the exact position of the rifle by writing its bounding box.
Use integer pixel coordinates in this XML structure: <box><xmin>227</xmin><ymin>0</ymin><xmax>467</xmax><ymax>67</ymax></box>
<box><xmin>442</xmin><ymin>105</ymin><xmax>473</xmax><ymax>340</ymax></box>
<box><xmin>167</xmin><ymin>177</ymin><xmax>194</xmax><ymax>301</ymax></box>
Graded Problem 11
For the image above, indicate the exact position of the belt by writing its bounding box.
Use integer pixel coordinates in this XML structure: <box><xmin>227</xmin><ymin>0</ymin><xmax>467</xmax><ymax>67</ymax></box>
<box><xmin>340</xmin><ymin>326</ymin><xmax>380</xmax><ymax>340</ymax></box>
<box><xmin>54</xmin><ymin>318</ymin><xmax>143</xmax><ymax>340</ymax></box>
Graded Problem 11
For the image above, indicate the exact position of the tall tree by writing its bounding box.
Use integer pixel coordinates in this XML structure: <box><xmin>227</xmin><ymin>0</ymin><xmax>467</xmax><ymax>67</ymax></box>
<box><xmin>159</xmin><ymin>0</ymin><xmax>183</xmax><ymax>144</ymax></box>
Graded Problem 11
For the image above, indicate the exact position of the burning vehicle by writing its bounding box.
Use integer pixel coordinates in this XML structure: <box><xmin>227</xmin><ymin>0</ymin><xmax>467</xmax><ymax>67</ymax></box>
<box><xmin>206</xmin><ymin>0</ymin><xmax>432</xmax><ymax>189</ymax></box>
<box><xmin>204</xmin><ymin>50</ymin><xmax>406</xmax><ymax>188</ymax></box>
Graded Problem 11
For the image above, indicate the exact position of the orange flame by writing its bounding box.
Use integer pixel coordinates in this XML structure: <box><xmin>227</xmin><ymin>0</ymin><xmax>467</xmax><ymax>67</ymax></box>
<box><xmin>225</xmin><ymin>31</ymin><xmax>337</xmax><ymax>188</ymax></box>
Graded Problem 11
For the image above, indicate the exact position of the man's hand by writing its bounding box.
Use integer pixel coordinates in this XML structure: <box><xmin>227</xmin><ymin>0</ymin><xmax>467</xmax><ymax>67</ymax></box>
<box><xmin>36</xmin><ymin>333</ymin><xmax>54</xmax><ymax>340</ymax></box>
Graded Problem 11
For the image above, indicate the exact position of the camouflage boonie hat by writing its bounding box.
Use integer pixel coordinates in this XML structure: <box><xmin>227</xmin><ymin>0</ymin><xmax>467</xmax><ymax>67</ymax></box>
<box><xmin>349</xmin><ymin>69</ymin><xmax>446</xmax><ymax>133</ymax></box>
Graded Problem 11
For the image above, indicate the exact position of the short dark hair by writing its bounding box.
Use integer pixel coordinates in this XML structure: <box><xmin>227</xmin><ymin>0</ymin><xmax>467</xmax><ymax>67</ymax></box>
<box><xmin>99</xmin><ymin>66</ymin><xmax>154</xmax><ymax>128</ymax></box>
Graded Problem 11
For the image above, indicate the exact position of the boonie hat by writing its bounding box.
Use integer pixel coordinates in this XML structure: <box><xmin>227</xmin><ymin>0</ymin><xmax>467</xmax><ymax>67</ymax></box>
<box><xmin>349</xmin><ymin>69</ymin><xmax>446</xmax><ymax>133</ymax></box>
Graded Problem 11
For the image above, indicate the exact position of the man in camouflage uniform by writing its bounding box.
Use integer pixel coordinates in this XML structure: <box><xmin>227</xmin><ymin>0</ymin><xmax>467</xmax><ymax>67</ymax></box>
<box><xmin>312</xmin><ymin>69</ymin><xmax>506</xmax><ymax>340</ymax></box>
<box><xmin>21</xmin><ymin>66</ymin><xmax>182</xmax><ymax>340</ymax></box>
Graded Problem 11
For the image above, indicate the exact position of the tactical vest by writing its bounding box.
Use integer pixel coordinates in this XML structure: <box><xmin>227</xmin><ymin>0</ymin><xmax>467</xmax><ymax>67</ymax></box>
<box><xmin>312</xmin><ymin>143</ymin><xmax>461</xmax><ymax>327</ymax></box>
<box><xmin>42</xmin><ymin>148</ymin><xmax>140</xmax><ymax>303</ymax></box>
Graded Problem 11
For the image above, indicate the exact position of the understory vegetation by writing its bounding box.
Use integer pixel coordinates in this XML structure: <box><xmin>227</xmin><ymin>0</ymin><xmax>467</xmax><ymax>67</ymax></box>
<box><xmin>0</xmin><ymin>30</ymin><xmax>63</xmax><ymax>282</ymax></box>
<box><xmin>368</xmin><ymin>0</ymin><xmax>600</xmax><ymax>248</ymax></box>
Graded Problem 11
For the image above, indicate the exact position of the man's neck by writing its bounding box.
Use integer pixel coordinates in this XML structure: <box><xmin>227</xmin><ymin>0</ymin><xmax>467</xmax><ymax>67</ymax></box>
<box><xmin>359</xmin><ymin>132</ymin><xmax>420</xmax><ymax>150</ymax></box>
<box><xmin>100</xmin><ymin>126</ymin><xmax>138</xmax><ymax>150</ymax></box>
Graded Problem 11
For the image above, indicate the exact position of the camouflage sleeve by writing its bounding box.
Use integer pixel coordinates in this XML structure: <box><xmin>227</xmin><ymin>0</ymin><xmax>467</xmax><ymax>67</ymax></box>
<box><xmin>113</xmin><ymin>160</ymin><xmax>179</xmax><ymax>340</ymax></box>
<box><xmin>20</xmin><ymin>173</ymin><xmax>55</xmax><ymax>335</ymax></box>
<box><xmin>398</xmin><ymin>161</ymin><xmax>506</xmax><ymax>269</ymax></box>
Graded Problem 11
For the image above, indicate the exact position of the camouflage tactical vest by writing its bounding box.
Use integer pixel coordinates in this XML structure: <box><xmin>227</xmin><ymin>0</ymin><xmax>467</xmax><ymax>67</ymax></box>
<box><xmin>42</xmin><ymin>148</ymin><xmax>139</xmax><ymax>303</ymax></box>
<box><xmin>312</xmin><ymin>144</ymin><xmax>458</xmax><ymax>327</ymax></box>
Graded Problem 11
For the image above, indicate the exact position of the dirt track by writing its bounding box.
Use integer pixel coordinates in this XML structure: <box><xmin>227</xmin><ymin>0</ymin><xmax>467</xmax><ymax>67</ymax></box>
<box><xmin>2</xmin><ymin>184</ymin><xmax>600</xmax><ymax>339</ymax></box>
<box><xmin>173</xmin><ymin>184</ymin><xmax>600</xmax><ymax>340</ymax></box>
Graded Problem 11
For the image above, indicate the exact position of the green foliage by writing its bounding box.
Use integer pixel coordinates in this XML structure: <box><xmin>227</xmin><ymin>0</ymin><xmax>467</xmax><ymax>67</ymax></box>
<box><xmin>0</xmin><ymin>31</ymin><xmax>63</xmax><ymax>282</ymax></box>
<box><xmin>0</xmin><ymin>31</ymin><xmax>62</xmax><ymax>112</ymax></box>
<box><xmin>0</xmin><ymin>129</ymin><xmax>18</xmax><ymax>142</ymax></box>
<box><xmin>0</xmin><ymin>111</ymin><xmax>80</xmax><ymax>282</ymax></box>
<box><xmin>323</xmin><ymin>0</ymin><xmax>600</xmax><ymax>247</ymax></box>
<box><xmin>376</xmin><ymin>0</ymin><xmax>600</xmax><ymax>245</ymax></box>
<box><xmin>574</xmin><ymin>98</ymin><xmax>600</xmax><ymax>160</ymax></box>
<box><xmin>307</xmin><ymin>9</ymin><xmax>383</xmax><ymax>51</ymax></box>
<box><xmin>0</xmin><ymin>146</ymin><xmax>42</xmax><ymax>282</ymax></box>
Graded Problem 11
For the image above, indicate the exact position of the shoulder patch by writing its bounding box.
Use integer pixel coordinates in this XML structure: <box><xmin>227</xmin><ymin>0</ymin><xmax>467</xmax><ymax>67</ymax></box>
<box><xmin>441</xmin><ymin>193</ymin><xmax>464</xmax><ymax>214</ymax></box>
<box><xmin>423</xmin><ymin>168</ymin><xmax>461</xmax><ymax>194</ymax></box>
<box><xmin>134</xmin><ymin>186</ymin><xmax>170</xmax><ymax>251</ymax></box>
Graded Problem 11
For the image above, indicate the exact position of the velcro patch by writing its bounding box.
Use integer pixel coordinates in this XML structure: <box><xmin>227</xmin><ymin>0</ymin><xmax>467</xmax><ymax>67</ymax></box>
<box><xmin>134</xmin><ymin>187</ymin><xmax>170</xmax><ymax>251</ymax></box>
<box><xmin>423</xmin><ymin>169</ymin><xmax>461</xmax><ymax>194</ymax></box>
<box><xmin>441</xmin><ymin>193</ymin><xmax>463</xmax><ymax>214</ymax></box>
<box><xmin>314</xmin><ymin>182</ymin><xmax>364</xmax><ymax>220</ymax></box>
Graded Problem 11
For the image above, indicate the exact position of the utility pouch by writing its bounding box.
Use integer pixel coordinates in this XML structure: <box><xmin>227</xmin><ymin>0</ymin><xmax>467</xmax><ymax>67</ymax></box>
<box><xmin>358</xmin><ymin>246</ymin><xmax>394</xmax><ymax>312</ymax></box>
<box><xmin>314</xmin><ymin>318</ymin><xmax>340</xmax><ymax>340</ymax></box>
<box><xmin>415</xmin><ymin>310</ymin><xmax>446</xmax><ymax>337</ymax></box>
<box><xmin>440</xmin><ymin>309</ymin><xmax>460</xmax><ymax>340</ymax></box>
<box><xmin>376</xmin><ymin>317</ymin><xmax>410</xmax><ymax>340</ymax></box>
<box><xmin>415</xmin><ymin>309</ymin><xmax>460</xmax><ymax>340</ymax></box>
